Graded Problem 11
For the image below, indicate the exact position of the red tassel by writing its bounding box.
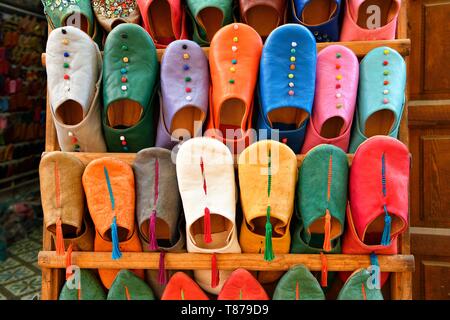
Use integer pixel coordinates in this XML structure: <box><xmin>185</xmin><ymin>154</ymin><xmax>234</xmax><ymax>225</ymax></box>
<box><xmin>323</xmin><ymin>209</ymin><xmax>332</xmax><ymax>252</ymax></box>
<box><xmin>65</xmin><ymin>243</ymin><xmax>73</xmax><ymax>280</ymax></box>
<box><xmin>211</xmin><ymin>253</ymin><xmax>219</xmax><ymax>288</ymax></box>
<box><xmin>320</xmin><ymin>252</ymin><xmax>328</xmax><ymax>288</ymax></box>
<box><xmin>158</xmin><ymin>251</ymin><xmax>167</xmax><ymax>285</ymax></box>
<box><xmin>204</xmin><ymin>207</ymin><xmax>212</xmax><ymax>243</ymax></box>
<box><xmin>55</xmin><ymin>216</ymin><xmax>65</xmax><ymax>255</ymax></box>
<box><xmin>149</xmin><ymin>210</ymin><xmax>158</xmax><ymax>251</ymax></box>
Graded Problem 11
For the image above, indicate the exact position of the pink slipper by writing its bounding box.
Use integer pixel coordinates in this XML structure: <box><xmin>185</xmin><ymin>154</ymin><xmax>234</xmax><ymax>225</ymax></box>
<box><xmin>302</xmin><ymin>45</ymin><xmax>359</xmax><ymax>153</ymax></box>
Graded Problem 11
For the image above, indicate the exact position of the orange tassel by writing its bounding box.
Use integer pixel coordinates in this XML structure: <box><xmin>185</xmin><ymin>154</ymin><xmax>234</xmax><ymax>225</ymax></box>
<box><xmin>211</xmin><ymin>253</ymin><xmax>219</xmax><ymax>288</ymax></box>
<box><xmin>77</xmin><ymin>287</ymin><xmax>81</xmax><ymax>301</ymax></box>
<box><xmin>323</xmin><ymin>209</ymin><xmax>331</xmax><ymax>252</ymax></box>
<box><xmin>361</xmin><ymin>283</ymin><xmax>367</xmax><ymax>300</ymax></box>
<box><xmin>125</xmin><ymin>286</ymin><xmax>131</xmax><ymax>300</ymax></box>
<box><xmin>320</xmin><ymin>252</ymin><xmax>328</xmax><ymax>288</ymax></box>
<box><xmin>204</xmin><ymin>207</ymin><xmax>212</xmax><ymax>243</ymax></box>
<box><xmin>55</xmin><ymin>216</ymin><xmax>65</xmax><ymax>255</ymax></box>
<box><xmin>65</xmin><ymin>243</ymin><xmax>73</xmax><ymax>280</ymax></box>
<box><xmin>295</xmin><ymin>281</ymin><xmax>300</xmax><ymax>300</ymax></box>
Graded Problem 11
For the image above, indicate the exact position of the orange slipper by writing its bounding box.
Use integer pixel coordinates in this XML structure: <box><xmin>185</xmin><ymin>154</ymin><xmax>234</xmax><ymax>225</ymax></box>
<box><xmin>206</xmin><ymin>23</ymin><xmax>263</xmax><ymax>154</ymax></box>
<box><xmin>161</xmin><ymin>272</ymin><xmax>209</xmax><ymax>300</ymax></box>
<box><xmin>94</xmin><ymin>227</ymin><xmax>144</xmax><ymax>289</ymax></box>
<box><xmin>217</xmin><ymin>268</ymin><xmax>269</xmax><ymax>300</ymax></box>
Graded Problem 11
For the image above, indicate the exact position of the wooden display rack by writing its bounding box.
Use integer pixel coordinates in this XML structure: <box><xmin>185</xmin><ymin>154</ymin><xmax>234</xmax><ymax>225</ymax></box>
<box><xmin>38</xmin><ymin>2</ymin><xmax>414</xmax><ymax>300</ymax></box>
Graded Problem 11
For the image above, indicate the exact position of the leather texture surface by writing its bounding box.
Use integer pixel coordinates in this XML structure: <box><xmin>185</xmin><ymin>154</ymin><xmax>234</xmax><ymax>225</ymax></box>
<box><xmin>161</xmin><ymin>272</ymin><xmax>209</xmax><ymax>300</ymax></box>
<box><xmin>337</xmin><ymin>268</ymin><xmax>384</xmax><ymax>300</ymax></box>
<box><xmin>217</xmin><ymin>269</ymin><xmax>269</xmax><ymax>300</ymax></box>
<box><xmin>59</xmin><ymin>269</ymin><xmax>106</xmax><ymax>300</ymax></box>
<box><xmin>107</xmin><ymin>269</ymin><xmax>155</xmax><ymax>300</ymax></box>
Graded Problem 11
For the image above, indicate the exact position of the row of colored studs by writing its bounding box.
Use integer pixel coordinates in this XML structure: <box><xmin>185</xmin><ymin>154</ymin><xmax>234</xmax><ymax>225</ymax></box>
<box><xmin>335</xmin><ymin>53</ymin><xmax>343</xmax><ymax>108</ymax></box>
<box><xmin>68</xmin><ymin>131</ymin><xmax>80</xmax><ymax>152</ymax></box>
<box><xmin>120</xmin><ymin>135</ymin><xmax>129</xmax><ymax>151</ymax></box>
<box><xmin>61</xmin><ymin>30</ymin><xmax>71</xmax><ymax>83</ymax></box>
<box><xmin>382</xmin><ymin>49</ymin><xmax>390</xmax><ymax>104</ymax></box>
<box><xmin>288</xmin><ymin>42</ymin><xmax>298</xmax><ymax>96</ymax></box>
<box><xmin>121</xmin><ymin>43</ymin><xmax>129</xmax><ymax>91</ymax></box>
<box><xmin>229</xmin><ymin>25</ymin><xmax>239</xmax><ymax>84</ymax></box>
<box><xmin>182</xmin><ymin>44</ymin><xmax>193</xmax><ymax>101</ymax></box>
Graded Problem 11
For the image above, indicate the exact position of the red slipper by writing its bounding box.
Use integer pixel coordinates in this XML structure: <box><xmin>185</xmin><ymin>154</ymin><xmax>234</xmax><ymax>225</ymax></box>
<box><xmin>217</xmin><ymin>269</ymin><xmax>269</xmax><ymax>300</ymax></box>
<box><xmin>161</xmin><ymin>272</ymin><xmax>209</xmax><ymax>300</ymax></box>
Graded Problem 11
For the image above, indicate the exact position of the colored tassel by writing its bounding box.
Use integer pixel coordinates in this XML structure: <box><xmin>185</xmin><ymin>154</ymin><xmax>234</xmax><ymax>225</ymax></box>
<box><xmin>381</xmin><ymin>205</ymin><xmax>392</xmax><ymax>246</ymax></box>
<box><xmin>323</xmin><ymin>209</ymin><xmax>332</xmax><ymax>252</ymax></box>
<box><xmin>264</xmin><ymin>205</ymin><xmax>274</xmax><ymax>261</ymax></box>
<box><xmin>295</xmin><ymin>281</ymin><xmax>300</xmax><ymax>300</ymax></box>
<box><xmin>78</xmin><ymin>287</ymin><xmax>81</xmax><ymax>301</ymax></box>
<box><xmin>65</xmin><ymin>243</ymin><xmax>73</xmax><ymax>280</ymax></box>
<box><xmin>111</xmin><ymin>216</ymin><xmax>122</xmax><ymax>260</ymax></box>
<box><xmin>149</xmin><ymin>210</ymin><xmax>158</xmax><ymax>250</ymax></box>
<box><xmin>370</xmin><ymin>252</ymin><xmax>380</xmax><ymax>289</ymax></box>
<box><xmin>125</xmin><ymin>286</ymin><xmax>131</xmax><ymax>300</ymax></box>
<box><xmin>180</xmin><ymin>289</ymin><xmax>185</xmax><ymax>300</ymax></box>
<box><xmin>55</xmin><ymin>216</ymin><xmax>65</xmax><ymax>256</ymax></box>
<box><xmin>361</xmin><ymin>283</ymin><xmax>367</xmax><ymax>300</ymax></box>
<box><xmin>211</xmin><ymin>253</ymin><xmax>219</xmax><ymax>288</ymax></box>
<box><xmin>239</xmin><ymin>289</ymin><xmax>243</xmax><ymax>300</ymax></box>
<box><xmin>320</xmin><ymin>252</ymin><xmax>328</xmax><ymax>288</ymax></box>
<box><xmin>158</xmin><ymin>251</ymin><xmax>167</xmax><ymax>285</ymax></box>
<box><xmin>204</xmin><ymin>207</ymin><xmax>212</xmax><ymax>244</ymax></box>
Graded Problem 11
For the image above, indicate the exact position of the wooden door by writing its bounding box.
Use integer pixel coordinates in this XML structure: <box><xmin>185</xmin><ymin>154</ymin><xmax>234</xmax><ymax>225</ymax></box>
<box><xmin>408</xmin><ymin>0</ymin><xmax>450</xmax><ymax>299</ymax></box>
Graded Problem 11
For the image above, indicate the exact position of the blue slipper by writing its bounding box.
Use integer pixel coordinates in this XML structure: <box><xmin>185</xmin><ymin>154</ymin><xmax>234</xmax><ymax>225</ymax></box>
<box><xmin>349</xmin><ymin>46</ymin><xmax>406</xmax><ymax>153</ymax></box>
<box><xmin>291</xmin><ymin>0</ymin><xmax>342</xmax><ymax>43</ymax></box>
<box><xmin>257</xmin><ymin>24</ymin><xmax>317</xmax><ymax>154</ymax></box>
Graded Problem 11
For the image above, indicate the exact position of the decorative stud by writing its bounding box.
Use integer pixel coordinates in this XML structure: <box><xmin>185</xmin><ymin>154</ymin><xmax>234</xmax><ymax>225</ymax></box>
<box><xmin>336</xmin><ymin>103</ymin><xmax>343</xmax><ymax>109</ymax></box>
<box><xmin>336</xmin><ymin>53</ymin><xmax>342</xmax><ymax>58</ymax></box>
<box><xmin>123</xmin><ymin>146</ymin><xmax>129</xmax><ymax>151</ymax></box>
<box><xmin>230</xmin><ymin>67</ymin><xmax>236</xmax><ymax>73</ymax></box>
<box><xmin>290</xmin><ymin>64</ymin><xmax>295</xmax><ymax>70</ymax></box>
<box><xmin>288</xmin><ymin>74</ymin><xmax>294</xmax><ymax>79</ymax></box>
<box><xmin>186</xmin><ymin>87</ymin><xmax>192</xmax><ymax>93</ymax></box>
<box><xmin>64</xmin><ymin>74</ymin><xmax>70</xmax><ymax>80</ymax></box>
<box><xmin>384</xmin><ymin>70</ymin><xmax>389</xmax><ymax>76</ymax></box>
<box><xmin>185</xmin><ymin>76</ymin><xmax>191</xmax><ymax>82</ymax></box>
<box><xmin>232</xmin><ymin>59</ymin><xmax>237</xmax><ymax>64</ymax></box>
<box><xmin>384</xmin><ymin>80</ymin><xmax>389</xmax><ymax>85</ymax></box>
<box><xmin>291</xmin><ymin>49</ymin><xmax>296</xmax><ymax>54</ymax></box>
<box><xmin>182</xmin><ymin>44</ymin><xmax>188</xmax><ymax>50</ymax></box>
<box><xmin>122</xmin><ymin>141</ymin><xmax>127</xmax><ymax>146</ymax></box>
<box><xmin>121</xmin><ymin>68</ymin><xmax>127</xmax><ymax>74</ymax></box>
<box><xmin>336</xmin><ymin>75</ymin><xmax>342</xmax><ymax>80</ymax></box>
<box><xmin>336</xmin><ymin>93</ymin><xmax>342</xmax><ymax>98</ymax></box>
<box><xmin>233</xmin><ymin>37</ymin><xmax>238</xmax><ymax>43</ymax></box>
<box><xmin>121</xmin><ymin>85</ymin><xmax>127</xmax><ymax>91</ymax></box>
<box><xmin>383</xmin><ymin>61</ymin><xmax>389</xmax><ymax>66</ymax></box>
<box><xmin>288</xmin><ymin>90</ymin><xmax>294</xmax><ymax>96</ymax></box>
<box><xmin>64</xmin><ymin>63</ymin><xmax>69</xmax><ymax>68</ymax></box>
<box><xmin>289</xmin><ymin>82</ymin><xmax>295</xmax><ymax>88</ymax></box>
<box><xmin>234</xmin><ymin>24</ymin><xmax>239</xmax><ymax>30</ymax></box>
<box><xmin>183</xmin><ymin>64</ymin><xmax>190</xmax><ymax>71</ymax></box>
<box><xmin>62</xmin><ymin>29</ymin><xmax>67</xmax><ymax>34</ymax></box>
<box><xmin>121</xmin><ymin>45</ymin><xmax>128</xmax><ymax>51</ymax></box>
<box><xmin>336</xmin><ymin>64</ymin><xmax>341</xmax><ymax>69</ymax></box>
<box><xmin>186</xmin><ymin>96</ymin><xmax>192</xmax><ymax>101</ymax></box>
<box><xmin>232</xmin><ymin>46</ymin><xmax>237</xmax><ymax>52</ymax></box>
<box><xmin>229</xmin><ymin>79</ymin><xmax>235</xmax><ymax>84</ymax></box>
<box><xmin>64</xmin><ymin>52</ymin><xmax>69</xmax><ymax>58</ymax></box>
<box><xmin>383</xmin><ymin>98</ymin><xmax>389</xmax><ymax>104</ymax></box>
<box><xmin>120</xmin><ymin>136</ymin><xmax>125</xmax><ymax>141</ymax></box>
<box><xmin>68</xmin><ymin>131</ymin><xmax>74</xmax><ymax>137</ymax></box>
<box><xmin>62</xmin><ymin>39</ymin><xmax>69</xmax><ymax>45</ymax></box>
<box><xmin>291</xmin><ymin>42</ymin><xmax>297</xmax><ymax>47</ymax></box>
<box><xmin>290</xmin><ymin>57</ymin><xmax>296</xmax><ymax>62</ymax></box>
<box><xmin>121</xmin><ymin>77</ymin><xmax>127</xmax><ymax>83</ymax></box>
<box><xmin>336</xmin><ymin>84</ymin><xmax>341</xmax><ymax>89</ymax></box>
<box><xmin>183</xmin><ymin>53</ymin><xmax>190</xmax><ymax>60</ymax></box>
<box><xmin>383</xmin><ymin>89</ymin><xmax>389</xmax><ymax>95</ymax></box>
<box><xmin>384</xmin><ymin>49</ymin><xmax>390</xmax><ymax>55</ymax></box>
<box><xmin>123</xmin><ymin>57</ymin><xmax>129</xmax><ymax>63</ymax></box>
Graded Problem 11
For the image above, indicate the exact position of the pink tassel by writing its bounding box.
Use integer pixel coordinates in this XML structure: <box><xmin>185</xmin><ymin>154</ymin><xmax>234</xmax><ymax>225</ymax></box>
<box><xmin>149</xmin><ymin>210</ymin><xmax>158</xmax><ymax>251</ymax></box>
<box><xmin>158</xmin><ymin>251</ymin><xmax>167</xmax><ymax>285</ymax></box>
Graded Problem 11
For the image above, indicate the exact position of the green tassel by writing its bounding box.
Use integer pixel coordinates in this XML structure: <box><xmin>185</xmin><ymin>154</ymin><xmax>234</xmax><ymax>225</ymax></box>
<box><xmin>264</xmin><ymin>205</ymin><xmax>274</xmax><ymax>261</ymax></box>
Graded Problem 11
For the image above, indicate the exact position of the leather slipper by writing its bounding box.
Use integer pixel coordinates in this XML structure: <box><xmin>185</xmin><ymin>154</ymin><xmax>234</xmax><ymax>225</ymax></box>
<box><xmin>92</xmin><ymin>0</ymin><xmax>141</xmax><ymax>32</ymax></box>
<box><xmin>59</xmin><ymin>269</ymin><xmax>106</xmax><ymax>300</ymax></box>
<box><xmin>161</xmin><ymin>272</ymin><xmax>209</xmax><ymax>300</ymax></box>
<box><xmin>217</xmin><ymin>269</ymin><xmax>269</xmax><ymax>300</ymax></box>
<box><xmin>107</xmin><ymin>269</ymin><xmax>155</xmax><ymax>300</ymax></box>
<box><xmin>337</xmin><ymin>268</ymin><xmax>383</xmax><ymax>300</ymax></box>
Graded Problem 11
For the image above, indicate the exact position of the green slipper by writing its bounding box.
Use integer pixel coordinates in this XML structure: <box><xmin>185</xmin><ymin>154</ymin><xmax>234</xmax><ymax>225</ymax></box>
<box><xmin>59</xmin><ymin>269</ymin><xmax>106</xmax><ymax>300</ymax></box>
<box><xmin>107</xmin><ymin>269</ymin><xmax>155</xmax><ymax>300</ymax></box>
<box><xmin>41</xmin><ymin>0</ymin><xmax>103</xmax><ymax>48</ymax></box>
<box><xmin>102</xmin><ymin>24</ymin><xmax>159</xmax><ymax>153</ymax></box>
<box><xmin>296</xmin><ymin>144</ymin><xmax>348</xmax><ymax>252</ymax></box>
<box><xmin>337</xmin><ymin>268</ymin><xmax>384</xmax><ymax>300</ymax></box>
<box><xmin>186</xmin><ymin>0</ymin><xmax>234</xmax><ymax>46</ymax></box>
<box><xmin>273</xmin><ymin>265</ymin><xmax>325</xmax><ymax>300</ymax></box>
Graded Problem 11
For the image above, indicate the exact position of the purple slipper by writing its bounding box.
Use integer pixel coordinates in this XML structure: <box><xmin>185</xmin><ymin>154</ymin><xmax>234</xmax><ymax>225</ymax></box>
<box><xmin>156</xmin><ymin>40</ymin><xmax>209</xmax><ymax>150</ymax></box>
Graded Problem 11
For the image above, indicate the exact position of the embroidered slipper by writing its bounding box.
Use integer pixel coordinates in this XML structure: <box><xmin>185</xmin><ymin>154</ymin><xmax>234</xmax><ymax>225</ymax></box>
<box><xmin>340</xmin><ymin>0</ymin><xmax>401</xmax><ymax>41</ymax></box>
<box><xmin>349</xmin><ymin>135</ymin><xmax>409</xmax><ymax>246</ymax></box>
<box><xmin>102</xmin><ymin>23</ymin><xmax>159</xmax><ymax>153</ymax></box>
<box><xmin>273</xmin><ymin>265</ymin><xmax>325</xmax><ymax>300</ymax></box>
<box><xmin>339</xmin><ymin>204</ymin><xmax>396</xmax><ymax>287</ymax></box>
<box><xmin>349</xmin><ymin>47</ymin><xmax>406</xmax><ymax>153</ymax></box>
<box><xmin>137</xmin><ymin>0</ymin><xmax>188</xmax><ymax>48</ymax></box>
<box><xmin>238</xmin><ymin>140</ymin><xmax>297</xmax><ymax>283</ymax></box>
<box><xmin>291</xmin><ymin>0</ymin><xmax>342</xmax><ymax>42</ymax></box>
<box><xmin>239</xmin><ymin>0</ymin><xmax>287</xmax><ymax>39</ymax></box>
<box><xmin>40</xmin><ymin>151</ymin><xmax>86</xmax><ymax>255</ymax></box>
<box><xmin>206</xmin><ymin>23</ymin><xmax>263</xmax><ymax>154</ymax></box>
<box><xmin>302</xmin><ymin>45</ymin><xmax>359</xmax><ymax>154</ymax></box>
<box><xmin>296</xmin><ymin>144</ymin><xmax>348</xmax><ymax>252</ymax></box>
<box><xmin>217</xmin><ymin>269</ymin><xmax>269</xmax><ymax>300</ymax></box>
<box><xmin>82</xmin><ymin>157</ymin><xmax>135</xmax><ymax>261</ymax></box>
<box><xmin>92</xmin><ymin>0</ymin><xmax>141</xmax><ymax>32</ymax></box>
<box><xmin>41</xmin><ymin>0</ymin><xmax>104</xmax><ymax>47</ymax></box>
<box><xmin>337</xmin><ymin>268</ymin><xmax>383</xmax><ymax>300</ymax></box>
<box><xmin>161</xmin><ymin>272</ymin><xmax>209</xmax><ymax>300</ymax></box>
<box><xmin>107</xmin><ymin>269</ymin><xmax>155</xmax><ymax>300</ymax></box>
<box><xmin>59</xmin><ymin>269</ymin><xmax>106</xmax><ymax>300</ymax></box>
<box><xmin>46</xmin><ymin>27</ymin><xmax>106</xmax><ymax>152</ymax></box>
<box><xmin>94</xmin><ymin>229</ymin><xmax>145</xmax><ymax>289</ymax></box>
<box><xmin>257</xmin><ymin>24</ymin><xmax>316</xmax><ymax>154</ymax></box>
<box><xmin>176</xmin><ymin>137</ymin><xmax>241</xmax><ymax>294</ymax></box>
<box><xmin>186</xmin><ymin>0</ymin><xmax>234</xmax><ymax>46</ymax></box>
<box><xmin>156</xmin><ymin>40</ymin><xmax>209</xmax><ymax>150</ymax></box>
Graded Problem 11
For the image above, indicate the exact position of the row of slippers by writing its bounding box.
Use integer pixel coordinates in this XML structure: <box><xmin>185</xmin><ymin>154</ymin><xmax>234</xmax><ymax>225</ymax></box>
<box><xmin>42</xmin><ymin>0</ymin><xmax>402</xmax><ymax>47</ymax></box>
<box><xmin>40</xmin><ymin>135</ymin><xmax>409</xmax><ymax>296</ymax></box>
<box><xmin>60</xmin><ymin>266</ymin><xmax>382</xmax><ymax>300</ymax></box>
<box><xmin>46</xmin><ymin>23</ymin><xmax>406</xmax><ymax>155</ymax></box>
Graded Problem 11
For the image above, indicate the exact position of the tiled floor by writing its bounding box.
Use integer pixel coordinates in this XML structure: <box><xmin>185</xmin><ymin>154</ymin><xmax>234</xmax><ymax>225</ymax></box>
<box><xmin>0</xmin><ymin>225</ymin><xmax>42</xmax><ymax>300</ymax></box>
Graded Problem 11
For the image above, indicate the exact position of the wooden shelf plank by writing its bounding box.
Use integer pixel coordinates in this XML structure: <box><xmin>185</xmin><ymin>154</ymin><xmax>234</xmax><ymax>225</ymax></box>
<box><xmin>38</xmin><ymin>252</ymin><xmax>415</xmax><ymax>272</ymax></box>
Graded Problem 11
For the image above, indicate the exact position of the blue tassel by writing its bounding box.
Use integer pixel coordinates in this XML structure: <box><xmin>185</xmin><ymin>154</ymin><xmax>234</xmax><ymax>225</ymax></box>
<box><xmin>111</xmin><ymin>216</ymin><xmax>122</xmax><ymax>260</ymax></box>
<box><xmin>381</xmin><ymin>205</ymin><xmax>391</xmax><ymax>246</ymax></box>
<box><xmin>370</xmin><ymin>252</ymin><xmax>380</xmax><ymax>288</ymax></box>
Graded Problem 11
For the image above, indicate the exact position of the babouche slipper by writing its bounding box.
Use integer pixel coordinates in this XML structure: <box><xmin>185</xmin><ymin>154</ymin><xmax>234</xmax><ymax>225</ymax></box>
<box><xmin>217</xmin><ymin>269</ymin><xmax>269</xmax><ymax>300</ymax></box>
<box><xmin>137</xmin><ymin>0</ymin><xmax>188</xmax><ymax>48</ymax></box>
<box><xmin>161</xmin><ymin>272</ymin><xmax>209</xmax><ymax>300</ymax></box>
<box><xmin>59</xmin><ymin>269</ymin><xmax>106</xmax><ymax>300</ymax></box>
<box><xmin>186</xmin><ymin>0</ymin><xmax>234</xmax><ymax>46</ymax></box>
<box><xmin>46</xmin><ymin>27</ymin><xmax>106</xmax><ymax>152</ymax></box>
<box><xmin>92</xmin><ymin>0</ymin><xmax>141</xmax><ymax>32</ymax></box>
<box><xmin>102</xmin><ymin>24</ymin><xmax>159</xmax><ymax>153</ymax></box>
<box><xmin>176</xmin><ymin>137</ymin><xmax>241</xmax><ymax>294</ymax></box>
<box><xmin>239</xmin><ymin>140</ymin><xmax>297</xmax><ymax>283</ymax></box>
<box><xmin>292</xmin><ymin>144</ymin><xmax>348</xmax><ymax>253</ymax></box>
<box><xmin>134</xmin><ymin>147</ymin><xmax>186</xmax><ymax>297</ymax></box>
<box><xmin>156</xmin><ymin>40</ymin><xmax>209</xmax><ymax>150</ymax></box>
<box><xmin>42</xmin><ymin>0</ymin><xmax>103</xmax><ymax>47</ymax></box>
<box><xmin>107</xmin><ymin>269</ymin><xmax>155</xmax><ymax>300</ymax></box>
<box><xmin>206</xmin><ymin>23</ymin><xmax>263</xmax><ymax>154</ymax></box>
<box><xmin>302</xmin><ymin>45</ymin><xmax>359</xmax><ymax>153</ymax></box>
<box><xmin>349</xmin><ymin>136</ymin><xmax>409</xmax><ymax>246</ymax></box>
<box><xmin>273</xmin><ymin>264</ymin><xmax>325</xmax><ymax>300</ymax></box>
<box><xmin>337</xmin><ymin>268</ymin><xmax>383</xmax><ymax>300</ymax></box>
<box><xmin>257</xmin><ymin>24</ymin><xmax>316</xmax><ymax>154</ymax></box>
<box><xmin>340</xmin><ymin>0</ymin><xmax>401</xmax><ymax>41</ymax></box>
<box><xmin>239</xmin><ymin>0</ymin><xmax>287</xmax><ymax>39</ymax></box>
<box><xmin>349</xmin><ymin>47</ymin><xmax>406</xmax><ymax>153</ymax></box>
<box><xmin>291</xmin><ymin>0</ymin><xmax>342</xmax><ymax>42</ymax></box>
